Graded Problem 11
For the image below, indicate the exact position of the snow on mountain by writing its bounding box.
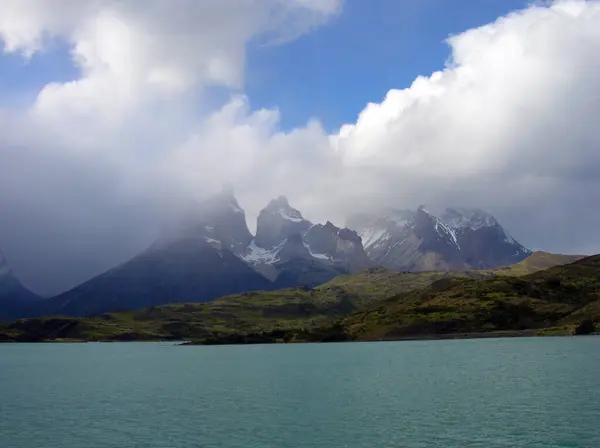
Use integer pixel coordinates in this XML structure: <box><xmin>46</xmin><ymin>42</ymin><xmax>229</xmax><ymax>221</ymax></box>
<box><xmin>441</xmin><ymin>207</ymin><xmax>498</xmax><ymax>231</ymax></box>
<box><xmin>347</xmin><ymin>205</ymin><xmax>531</xmax><ymax>272</ymax></box>
<box><xmin>303</xmin><ymin>222</ymin><xmax>371</xmax><ymax>271</ymax></box>
<box><xmin>360</xmin><ymin>228</ymin><xmax>388</xmax><ymax>249</ymax></box>
<box><xmin>239</xmin><ymin>198</ymin><xmax>372</xmax><ymax>283</ymax></box>
<box><xmin>420</xmin><ymin>207</ymin><xmax>461</xmax><ymax>250</ymax></box>
<box><xmin>254</xmin><ymin>196</ymin><xmax>312</xmax><ymax>249</ymax></box>
<box><xmin>348</xmin><ymin>208</ymin><xmax>414</xmax><ymax>252</ymax></box>
<box><xmin>278</xmin><ymin>207</ymin><xmax>304</xmax><ymax>223</ymax></box>
<box><xmin>303</xmin><ymin>242</ymin><xmax>331</xmax><ymax>261</ymax></box>
<box><xmin>240</xmin><ymin>240</ymin><xmax>282</xmax><ymax>264</ymax></box>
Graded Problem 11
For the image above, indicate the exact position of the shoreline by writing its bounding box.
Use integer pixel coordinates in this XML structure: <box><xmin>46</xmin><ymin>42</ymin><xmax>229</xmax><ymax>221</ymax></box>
<box><xmin>3</xmin><ymin>330</ymin><xmax>597</xmax><ymax>346</ymax></box>
<box><xmin>179</xmin><ymin>329</ymin><xmax>588</xmax><ymax>346</ymax></box>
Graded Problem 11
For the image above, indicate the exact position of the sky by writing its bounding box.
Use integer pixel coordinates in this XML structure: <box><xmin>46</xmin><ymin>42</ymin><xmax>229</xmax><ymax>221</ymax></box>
<box><xmin>0</xmin><ymin>0</ymin><xmax>600</xmax><ymax>296</ymax></box>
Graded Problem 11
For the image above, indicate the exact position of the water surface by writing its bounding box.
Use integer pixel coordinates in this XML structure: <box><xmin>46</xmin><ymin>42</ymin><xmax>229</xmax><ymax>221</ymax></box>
<box><xmin>1</xmin><ymin>337</ymin><xmax>599</xmax><ymax>447</ymax></box>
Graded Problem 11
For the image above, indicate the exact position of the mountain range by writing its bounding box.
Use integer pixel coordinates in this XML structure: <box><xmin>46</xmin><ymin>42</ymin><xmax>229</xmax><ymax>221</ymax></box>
<box><xmin>1</xmin><ymin>189</ymin><xmax>536</xmax><ymax>320</ymax></box>
<box><xmin>347</xmin><ymin>206</ymin><xmax>531</xmax><ymax>272</ymax></box>
<box><xmin>0</xmin><ymin>251</ymin><xmax>588</xmax><ymax>343</ymax></box>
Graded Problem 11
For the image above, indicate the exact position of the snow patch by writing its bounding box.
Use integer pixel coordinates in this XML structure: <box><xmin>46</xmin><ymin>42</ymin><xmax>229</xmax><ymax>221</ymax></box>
<box><xmin>278</xmin><ymin>208</ymin><xmax>304</xmax><ymax>223</ymax></box>
<box><xmin>443</xmin><ymin>207</ymin><xmax>497</xmax><ymax>230</ymax></box>
<box><xmin>360</xmin><ymin>228</ymin><xmax>387</xmax><ymax>249</ymax></box>
<box><xmin>204</xmin><ymin>237</ymin><xmax>222</xmax><ymax>251</ymax></box>
<box><xmin>241</xmin><ymin>240</ymin><xmax>281</xmax><ymax>264</ymax></box>
<box><xmin>434</xmin><ymin>219</ymin><xmax>461</xmax><ymax>250</ymax></box>
<box><xmin>380</xmin><ymin>238</ymin><xmax>407</xmax><ymax>262</ymax></box>
<box><xmin>304</xmin><ymin>243</ymin><xmax>332</xmax><ymax>261</ymax></box>
<box><xmin>229</xmin><ymin>203</ymin><xmax>244</xmax><ymax>214</ymax></box>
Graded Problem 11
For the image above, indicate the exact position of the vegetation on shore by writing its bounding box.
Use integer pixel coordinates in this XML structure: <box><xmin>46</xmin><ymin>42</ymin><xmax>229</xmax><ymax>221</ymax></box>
<box><xmin>0</xmin><ymin>251</ymin><xmax>595</xmax><ymax>343</ymax></box>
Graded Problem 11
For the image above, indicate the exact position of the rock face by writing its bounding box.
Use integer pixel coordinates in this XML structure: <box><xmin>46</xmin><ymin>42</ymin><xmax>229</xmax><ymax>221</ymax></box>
<box><xmin>347</xmin><ymin>206</ymin><xmax>531</xmax><ymax>272</ymax></box>
<box><xmin>240</xmin><ymin>197</ymin><xmax>372</xmax><ymax>286</ymax></box>
<box><xmin>166</xmin><ymin>187</ymin><xmax>253</xmax><ymax>254</ymax></box>
<box><xmin>304</xmin><ymin>222</ymin><xmax>372</xmax><ymax>272</ymax></box>
<box><xmin>254</xmin><ymin>196</ymin><xmax>311</xmax><ymax>249</ymax></box>
<box><xmin>0</xmin><ymin>250</ymin><xmax>43</xmax><ymax>321</ymax></box>
<box><xmin>441</xmin><ymin>207</ymin><xmax>531</xmax><ymax>268</ymax></box>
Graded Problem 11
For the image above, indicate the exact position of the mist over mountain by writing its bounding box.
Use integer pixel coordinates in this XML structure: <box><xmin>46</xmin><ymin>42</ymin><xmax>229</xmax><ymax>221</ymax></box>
<box><xmin>0</xmin><ymin>250</ymin><xmax>42</xmax><ymax>321</ymax></box>
<box><xmin>0</xmin><ymin>187</ymin><xmax>544</xmax><ymax>320</ymax></box>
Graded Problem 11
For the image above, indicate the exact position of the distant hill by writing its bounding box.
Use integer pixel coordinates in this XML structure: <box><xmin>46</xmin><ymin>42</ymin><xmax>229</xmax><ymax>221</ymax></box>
<box><xmin>0</xmin><ymin>251</ymin><xmax>585</xmax><ymax>341</ymax></box>
<box><xmin>481</xmin><ymin>251</ymin><xmax>585</xmax><ymax>276</ymax></box>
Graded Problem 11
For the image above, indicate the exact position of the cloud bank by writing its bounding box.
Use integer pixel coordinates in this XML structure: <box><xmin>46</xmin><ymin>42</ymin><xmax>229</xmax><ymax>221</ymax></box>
<box><xmin>1</xmin><ymin>0</ymin><xmax>600</xmax><ymax>294</ymax></box>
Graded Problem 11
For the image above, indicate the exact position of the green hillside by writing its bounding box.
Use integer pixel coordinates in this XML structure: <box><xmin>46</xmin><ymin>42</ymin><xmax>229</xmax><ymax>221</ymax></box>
<box><xmin>481</xmin><ymin>251</ymin><xmax>584</xmax><ymax>277</ymax></box>
<box><xmin>0</xmin><ymin>252</ymin><xmax>587</xmax><ymax>342</ymax></box>
<box><xmin>338</xmin><ymin>254</ymin><xmax>600</xmax><ymax>341</ymax></box>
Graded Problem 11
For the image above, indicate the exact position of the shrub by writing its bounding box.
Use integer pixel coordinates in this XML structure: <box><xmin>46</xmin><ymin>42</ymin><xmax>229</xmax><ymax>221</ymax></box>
<box><xmin>574</xmin><ymin>319</ymin><xmax>596</xmax><ymax>335</ymax></box>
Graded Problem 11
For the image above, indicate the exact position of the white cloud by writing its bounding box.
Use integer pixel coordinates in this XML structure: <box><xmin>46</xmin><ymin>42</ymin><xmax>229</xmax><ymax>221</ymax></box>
<box><xmin>2</xmin><ymin>0</ymin><xmax>600</xmax><ymax>294</ymax></box>
<box><xmin>0</xmin><ymin>0</ymin><xmax>341</xmax><ymax>122</ymax></box>
<box><xmin>328</xmin><ymin>0</ymin><xmax>600</xmax><ymax>248</ymax></box>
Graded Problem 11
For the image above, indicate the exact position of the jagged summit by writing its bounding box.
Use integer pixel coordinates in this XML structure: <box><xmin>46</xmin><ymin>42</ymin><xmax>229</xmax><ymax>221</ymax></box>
<box><xmin>442</xmin><ymin>207</ymin><xmax>498</xmax><ymax>230</ymax></box>
<box><xmin>413</xmin><ymin>207</ymin><xmax>461</xmax><ymax>251</ymax></box>
<box><xmin>254</xmin><ymin>196</ymin><xmax>311</xmax><ymax>249</ymax></box>
<box><xmin>271</xmin><ymin>195</ymin><xmax>290</xmax><ymax>206</ymax></box>
<box><xmin>157</xmin><ymin>189</ymin><xmax>252</xmax><ymax>254</ymax></box>
<box><xmin>238</xmin><ymin>197</ymin><xmax>372</xmax><ymax>284</ymax></box>
<box><xmin>263</xmin><ymin>196</ymin><xmax>306</xmax><ymax>222</ymax></box>
<box><xmin>203</xmin><ymin>187</ymin><xmax>245</xmax><ymax>216</ymax></box>
<box><xmin>347</xmin><ymin>205</ymin><xmax>531</xmax><ymax>272</ymax></box>
<box><xmin>304</xmin><ymin>222</ymin><xmax>372</xmax><ymax>271</ymax></box>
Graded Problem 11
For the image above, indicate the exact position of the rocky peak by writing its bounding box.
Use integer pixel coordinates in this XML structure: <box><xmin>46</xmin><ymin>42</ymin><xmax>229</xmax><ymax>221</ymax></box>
<box><xmin>346</xmin><ymin>204</ymin><xmax>531</xmax><ymax>272</ymax></box>
<box><xmin>412</xmin><ymin>207</ymin><xmax>462</xmax><ymax>252</ymax></box>
<box><xmin>254</xmin><ymin>197</ymin><xmax>312</xmax><ymax>249</ymax></box>
<box><xmin>156</xmin><ymin>189</ymin><xmax>252</xmax><ymax>254</ymax></box>
<box><xmin>442</xmin><ymin>207</ymin><xmax>498</xmax><ymax>230</ymax></box>
<box><xmin>304</xmin><ymin>222</ymin><xmax>372</xmax><ymax>271</ymax></box>
<box><xmin>270</xmin><ymin>195</ymin><xmax>290</xmax><ymax>208</ymax></box>
<box><xmin>337</xmin><ymin>227</ymin><xmax>362</xmax><ymax>245</ymax></box>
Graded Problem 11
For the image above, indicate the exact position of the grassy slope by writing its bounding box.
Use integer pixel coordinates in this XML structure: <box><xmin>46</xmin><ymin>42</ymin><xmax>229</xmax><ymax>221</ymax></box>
<box><xmin>480</xmin><ymin>251</ymin><xmax>584</xmax><ymax>276</ymax></box>
<box><xmin>0</xmin><ymin>251</ymin><xmax>585</xmax><ymax>342</ymax></box>
<box><xmin>340</xmin><ymin>254</ymin><xmax>600</xmax><ymax>340</ymax></box>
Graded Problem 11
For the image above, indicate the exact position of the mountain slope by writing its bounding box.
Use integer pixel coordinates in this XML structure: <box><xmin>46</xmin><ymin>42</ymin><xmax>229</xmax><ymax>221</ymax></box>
<box><xmin>40</xmin><ymin>189</ymin><xmax>273</xmax><ymax>317</ymax></box>
<box><xmin>0</xmin><ymin>250</ymin><xmax>43</xmax><ymax>321</ymax></box>
<box><xmin>44</xmin><ymin>235</ymin><xmax>273</xmax><ymax>317</ymax></box>
<box><xmin>348</xmin><ymin>206</ymin><xmax>531</xmax><ymax>271</ymax></box>
<box><xmin>441</xmin><ymin>207</ymin><xmax>531</xmax><ymax>268</ymax></box>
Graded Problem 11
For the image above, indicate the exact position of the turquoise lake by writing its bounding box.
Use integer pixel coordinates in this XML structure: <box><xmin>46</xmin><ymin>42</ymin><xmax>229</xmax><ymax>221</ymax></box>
<box><xmin>1</xmin><ymin>337</ymin><xmax>599</xmax><ymax>447</ymax></box>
